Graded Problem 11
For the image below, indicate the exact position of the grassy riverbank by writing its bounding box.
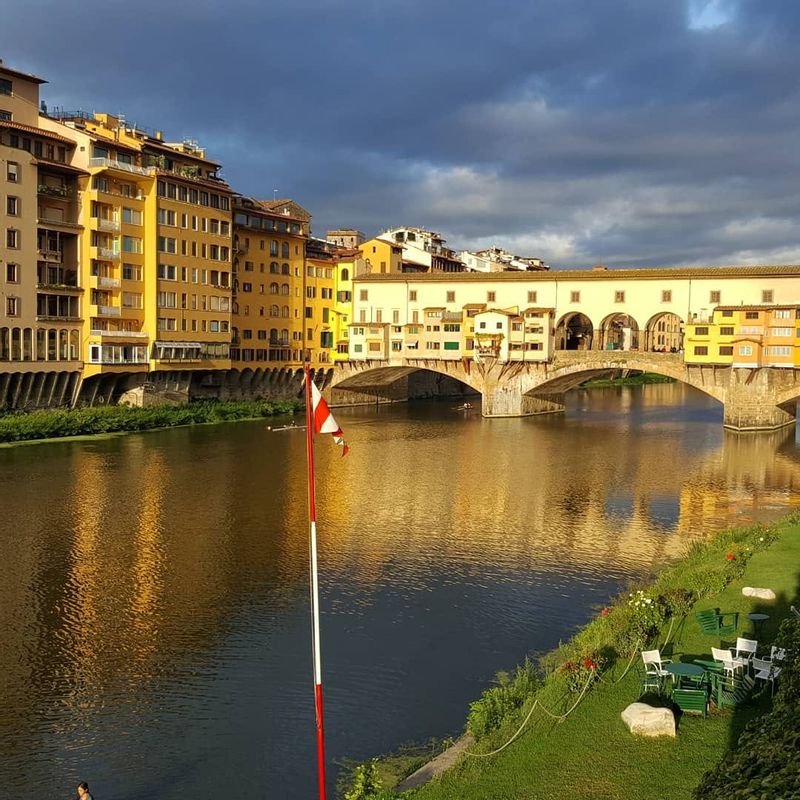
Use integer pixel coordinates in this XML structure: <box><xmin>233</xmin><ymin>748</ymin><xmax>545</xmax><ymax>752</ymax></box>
<box><xmin>0</xmin><ymin>399</ymin><xmax>301</xmax><ymax>444</ymax></box>
<box><xmin>580</xmin><ymin>372</ymin><xmax>675</xmax><ymax>389</ymax></box>
<box><xmin>349</xmin><ymin>516</ymin><xmax>799</xmax><ymax>799</ymax></box>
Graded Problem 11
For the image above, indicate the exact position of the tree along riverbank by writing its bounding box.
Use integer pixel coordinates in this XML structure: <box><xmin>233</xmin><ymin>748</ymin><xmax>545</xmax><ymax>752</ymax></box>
<box><xmin>580</xmin><ymin>372</ymin><xmax>675</xmax><ymax>389</ymax></box>
<box><xmin>0</xmin><ymin>399</ymin><xmax>302</xmax><ymax>445</ymax></box>
<box><xmin>343</xmin><ymin>515</ymin><xmax>800</xmax><ymax>800</ymax></box>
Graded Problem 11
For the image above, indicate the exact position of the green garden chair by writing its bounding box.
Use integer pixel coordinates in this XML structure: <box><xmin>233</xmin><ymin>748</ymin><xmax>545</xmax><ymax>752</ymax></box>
<box><xmin>695</xmin><ymin>608</ymin><xmax>739</xmax><ymax>636</ymax></box>
<box><xmin>671</xmin><ymin>687</ymin><xmax>708</xmax><ymax>717</ymax></box>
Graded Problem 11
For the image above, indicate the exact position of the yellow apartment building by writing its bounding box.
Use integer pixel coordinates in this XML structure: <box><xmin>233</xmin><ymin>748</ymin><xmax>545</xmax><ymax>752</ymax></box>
<box><xmin>144</xmin><ymin>136</ymin><xmax>233</xmax><ymax>372</ymax></box>
<box><xmin>305</xmin><ymin>238</ymin><xmax>337</xmax><ymax>367</ymax></box>
<box><xmin>42</xmin><ymin>111</ymin><xmax>234</xmax><ymax>395</ymax></box>
<box><xmin>40</xmin><ymin>112</ymin><xmax>153</xmax><ymax>381</ymax></box>
<box><xmin>332</xmin><ymin>248</ymin><xmax>369</xmax><ymax>362</ymax></box>
<box><xmin>683</xmin><ymin>305</ymin><xmax>800</xmax><ymax>368</ymax></box>
<box><xmin>358</xmin><ymin>237</ymin><xmax>403</xmax><ymax>274</ymax></box>
<box><xmin>1</xmin><ymin>61</ymin><xmax>84</xmax><ymax>407</ymax></box>
<box><xmin>231</xmin><ymin>196</ymin><xmax>309</xmax><ymax>366</ymax></box>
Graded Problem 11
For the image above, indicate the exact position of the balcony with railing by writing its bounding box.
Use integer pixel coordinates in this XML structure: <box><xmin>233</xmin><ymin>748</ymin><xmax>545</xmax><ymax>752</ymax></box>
<box><xmin>97</xmin><ymin>218</ymin><xmax>120</xmax><ymax>233</ymax></box>
<box><xmin>97</xmin><ymin>305</ymin><xmax>122</xmax><ymax>317</ymax></box>
<box><xmin>89</xmin><ymin>157</ymin><xmax>151</xmax><ymax>177</ymax></box>
<box><xmin>95</xmin><ymin>246</ymin><xmax>121</xmax><ymax>261</ymax></box>
<box><xmin>97</xmin><ymin>276</ymin><xmax>121</xmax><ymax>289</ymax></box>
<box><xmin>90</xmin><ymin>329</ymin><xmax>149</xmax><ymax>339</ymax></box>
<box><xmin>38</xmin><ymin>184</ymin><xmax>74</xmax><ymax>199</ymax></box>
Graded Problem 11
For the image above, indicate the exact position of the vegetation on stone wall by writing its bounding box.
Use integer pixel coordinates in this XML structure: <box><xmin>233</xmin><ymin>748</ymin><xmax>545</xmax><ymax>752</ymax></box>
<box><xmin>0</xmin><ymin>400</ymin><xmax>301</xmax><ymax>444</ymax></box>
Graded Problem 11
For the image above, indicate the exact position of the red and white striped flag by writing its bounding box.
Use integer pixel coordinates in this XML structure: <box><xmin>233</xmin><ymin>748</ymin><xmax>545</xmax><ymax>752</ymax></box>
<box><xmin>310</xmin><ymin>380</ymin><xmax>349</xmax><ymax>456</ymax></box>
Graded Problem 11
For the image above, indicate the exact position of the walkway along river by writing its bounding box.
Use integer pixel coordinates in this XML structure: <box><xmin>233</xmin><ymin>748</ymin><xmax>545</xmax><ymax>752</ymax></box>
<box><xmin>1</xmin><ymin>383</ymin><xmax>799</xmax><ymax>798</ymax></box>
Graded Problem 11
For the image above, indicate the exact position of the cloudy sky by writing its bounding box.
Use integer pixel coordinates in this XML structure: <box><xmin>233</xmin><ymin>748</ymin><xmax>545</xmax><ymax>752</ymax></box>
<box><xmin>3</xmin><ymin>0</ymin><xmax>800</xmax><ymax>268</ymax></box>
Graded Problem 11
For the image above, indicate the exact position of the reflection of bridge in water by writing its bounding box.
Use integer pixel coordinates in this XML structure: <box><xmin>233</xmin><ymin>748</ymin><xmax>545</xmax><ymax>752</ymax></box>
<box><xmin>329</xmin><ymin>351</ymin><xmax>800</xmax><ymax>431</ymax></box>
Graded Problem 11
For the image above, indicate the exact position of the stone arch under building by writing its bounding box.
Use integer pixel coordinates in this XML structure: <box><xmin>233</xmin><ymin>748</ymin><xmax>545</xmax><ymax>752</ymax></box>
<box><xmin>597</xmin><ymin>313</ymin><xmax>641</xmax><ymax>351</ymax></box>
<box><xmin>555</xmin><ymin>313</ymin><xmax>594</xmax><ymax>350</ymax></box>
<box><xmin>644</xmin><ymin>312</ymin><xmax>684</xmax><ymax>352</ymax></box>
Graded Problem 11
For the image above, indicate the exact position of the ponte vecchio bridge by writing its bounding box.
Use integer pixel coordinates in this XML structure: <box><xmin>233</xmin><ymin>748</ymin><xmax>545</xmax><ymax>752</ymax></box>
<box><xmin>327</xmin><ymin>265</ymin><xmax>800</xmax><ymax>431</ymax></box>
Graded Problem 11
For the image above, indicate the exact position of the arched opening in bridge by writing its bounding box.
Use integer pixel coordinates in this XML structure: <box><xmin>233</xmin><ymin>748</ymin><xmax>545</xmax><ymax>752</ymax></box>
<box><xmin>332</xmin><ymin>365</ymin><xmax>479</xmax><ymax>408</ymax></box>
<box><xmin>598</xmin><ymin>313</ymin><xmax>640</xmax><ymax>351</ymax></box>
<box><xmin>555</xmin><ymin>313</ymin><xmax>594</xmax><ymax>350</ymax></box>
<box><xmin>644</xmin><ymin>312</ymin><xmax>684</xmax><ymax>353</ymax></box>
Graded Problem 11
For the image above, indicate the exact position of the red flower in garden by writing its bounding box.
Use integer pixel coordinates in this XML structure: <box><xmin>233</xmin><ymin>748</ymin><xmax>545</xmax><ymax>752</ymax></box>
<box><xmin>726</xmin><ymin>552</ymin><xmax>736</xmax><ymax>561</ymax></box>
<box><xmin>601</xmin><ymin>607</ymin><xmax>609</xmax><ymax>617</ymax></box>
<box><xmin>584</xmin><ymin>658</ymin><xmax>597</xmax><ymax>670</ymax></box>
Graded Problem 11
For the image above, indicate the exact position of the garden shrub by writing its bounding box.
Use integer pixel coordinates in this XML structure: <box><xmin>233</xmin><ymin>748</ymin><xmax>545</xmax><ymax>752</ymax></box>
<box><xmin>467</xmin><ymin>657</ymin><xmax>540</xmax><ymax>738</ymax></box>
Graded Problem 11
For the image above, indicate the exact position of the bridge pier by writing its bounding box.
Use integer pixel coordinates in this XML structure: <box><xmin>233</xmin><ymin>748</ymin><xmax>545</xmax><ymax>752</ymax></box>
<box><xmin>482</xmin><ymin>384</ymin><xmax>565</xmax><ymax>418</ymax></box>
<box><xmin>723</xmin><ymin>369</ymin><xmax>797</xmax><ymax>431</ymax></box>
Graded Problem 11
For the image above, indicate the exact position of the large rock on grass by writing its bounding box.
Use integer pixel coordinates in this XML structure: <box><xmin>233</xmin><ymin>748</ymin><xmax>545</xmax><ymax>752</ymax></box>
<box><xmin>742</xmin><ymin>586</ymin><xmax>776</xmax><ymax>600</ymax></box>
<box><xmin>621</xmin><ymin>703</ymin><xmax>676</xmax><ymax>738</ymax></box>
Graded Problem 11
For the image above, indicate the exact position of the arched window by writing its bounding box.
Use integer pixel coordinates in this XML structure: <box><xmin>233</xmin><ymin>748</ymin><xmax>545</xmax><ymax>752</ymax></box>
<box><xmin>270</xmin><ymin>304</ymin><xmax>279</xmax><ymax>316</ymax></box>
<box><xmin>47</xmin><ymin>329</ymin><xmax>57</xmax><ymax>360</ymax></box>
<box><xmin>0</xmin><ymin>327</ymin><xmax>9</xmax><ymax>360</ymax></box>
<box><xmin>281</xmin><ymin>305</ymin><xmax>289</xmax><ymax>318</ymax></box>
<box><xmin>270</xmin><ymin>262</ymin><xmax>279</xmax><ymax>274</ymax></box>
<box><xmin>270</xmin><ymin>240</ymin><xmax>279</xmax><ymax>257</ymax></box>
<box><xmin>280</xmin><ymin>328</ymin><xmax>289</xmax><ymax>342</ymax></box>
<box><xmin>341</xmin><ymin>268</ymin><xmax>349</xmax><ymax>281</ymax></box>
<box><xmin>281</xmin><ymin>242</ymin><xmax>289</xmax><ymax>258</ymax></box>
<box><xmin>281</xmin><ymin>263</ymin><xmax>290</xmax><ymax>275</ymax></box>
<box><xmin>11</xmin><ymin>328</ymin><xmax>21</xmax><ymax>360</ymax></box>
<box><xmin>22</xmin><ymin>328</ymin><xmax>33</xmax><ymax>361</ymax></box>
<box><xmin>69</xmin><ymin>330</ymin><xmax>79</xmax><ymax>359</ymax></box>
<box><xmin>270</xmin><ymin>282</ymin><xmax>279</xmax><ymax>294</ymax></box>
<box><xmin>270</xmin><ymin>328</ymin><xmax>278</xmax><ymax>341</ymax></box>
<box><xmin>280</xmin><ymin>283</ymin><xmax>289</xmax><ymax>295</ymax></box>
<box><xmin>35</xmin><ymin>329</ymin><xmax>46</xmax><ymax>360</ymax></box>
<box><xmin>59</xmin><ymin>329</ymin><xmax>68</xmax><ymax>360</ymax></box>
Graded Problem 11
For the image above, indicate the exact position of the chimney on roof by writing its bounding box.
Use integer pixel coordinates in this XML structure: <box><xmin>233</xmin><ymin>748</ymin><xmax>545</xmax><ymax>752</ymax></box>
<box><xmin>155</xmin><ymin>130</ymin><xmax>163</xmax><ymax>141</ymax></box>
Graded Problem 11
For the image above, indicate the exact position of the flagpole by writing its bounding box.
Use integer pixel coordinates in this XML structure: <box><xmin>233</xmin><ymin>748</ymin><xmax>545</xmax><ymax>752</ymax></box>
<box><xmin>304</xmin><ymin>364</ymin><xmax>327</xmax><ymax>800</ymax></box>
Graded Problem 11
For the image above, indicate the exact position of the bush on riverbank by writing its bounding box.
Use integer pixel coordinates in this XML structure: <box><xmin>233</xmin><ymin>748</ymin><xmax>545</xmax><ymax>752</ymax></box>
<box><xmin>0</xmin><ymin>399</ymin><xmax>301</xmax><ymax>443</ymax></box>
<box><xmin>693</xmin><ymin>615</ymin><xmax>800</xmax><ymax>800</ymax></box>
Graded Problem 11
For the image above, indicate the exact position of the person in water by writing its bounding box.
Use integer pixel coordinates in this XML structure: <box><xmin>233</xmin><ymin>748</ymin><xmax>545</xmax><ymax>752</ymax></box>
<box><xmin>77</xmin><ymin>782</ymin><xmax>94</xmax><ymax>800</ymax></box>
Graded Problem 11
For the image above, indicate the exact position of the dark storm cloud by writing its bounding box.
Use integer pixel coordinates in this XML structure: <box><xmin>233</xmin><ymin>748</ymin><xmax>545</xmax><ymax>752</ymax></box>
<box><xmin>4</xmin><ymin>0</ymin><xmax>800</xmax><ymax>266</ymax></box>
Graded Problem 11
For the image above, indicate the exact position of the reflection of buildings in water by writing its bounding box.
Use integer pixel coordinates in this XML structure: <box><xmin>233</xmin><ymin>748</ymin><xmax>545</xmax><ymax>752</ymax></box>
<box><xmin>677</xmin><ymin>427</ymin><xmax>800</xmax><ymax>534</ymax></box>
<box><xmin>319</xmin><ymin>411</ymin><xmax>737</xmax><ymax>588</ymax></box>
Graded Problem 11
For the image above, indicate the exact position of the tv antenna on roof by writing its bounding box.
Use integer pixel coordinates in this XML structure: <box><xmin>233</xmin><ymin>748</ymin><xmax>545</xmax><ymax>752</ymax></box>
<box><xmin>273</xmin><ymin>188</ymin><xmax>278</xmax><ymax>200</ymax></box>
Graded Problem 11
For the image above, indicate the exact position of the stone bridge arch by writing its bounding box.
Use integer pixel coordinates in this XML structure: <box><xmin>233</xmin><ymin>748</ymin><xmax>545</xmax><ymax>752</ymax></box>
<box><xmin>329</xmin><ymin>359</ymin><xmax>482</xmax><ymax>406</ymax></box>
<box><xmin>516</xmin><ymin>353</ymin><xmax>726</xmax><ymax>405</ymax></box>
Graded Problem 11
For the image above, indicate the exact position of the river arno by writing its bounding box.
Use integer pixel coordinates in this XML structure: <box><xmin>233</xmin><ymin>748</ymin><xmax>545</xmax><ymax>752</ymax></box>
<box><xmin>2</xmin><ymin>383</ymin><xmax>799</xmax><ymax>799</ymax></box>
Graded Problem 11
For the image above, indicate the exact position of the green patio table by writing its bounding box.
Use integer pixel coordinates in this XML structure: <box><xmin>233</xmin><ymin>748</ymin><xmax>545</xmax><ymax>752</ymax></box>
<box><xmin>666</xmin><ymin>662</ymin><xmax>706</xmax><ymax>688</ymax></box>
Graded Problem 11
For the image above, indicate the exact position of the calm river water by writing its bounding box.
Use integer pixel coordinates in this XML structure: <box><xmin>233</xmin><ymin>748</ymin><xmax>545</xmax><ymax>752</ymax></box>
<box><xmin>2</xmin><ymin>384</ymin><xmax>799</xmax><ymax>799</ymax></box>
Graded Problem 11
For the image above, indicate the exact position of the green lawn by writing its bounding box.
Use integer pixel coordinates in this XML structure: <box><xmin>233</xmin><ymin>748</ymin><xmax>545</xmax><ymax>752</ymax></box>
<box><xmin>405</xmin><ymin>520</ymin><xmax>800</xmax><ymax>800</ymax></box>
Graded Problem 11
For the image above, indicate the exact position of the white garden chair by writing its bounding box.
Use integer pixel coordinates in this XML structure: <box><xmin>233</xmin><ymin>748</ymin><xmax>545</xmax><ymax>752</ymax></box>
<box><xmin>641</xmin><ymin>649</ymin><xmax>672</xmax><ymax>691</ymax></box>
<box><xmin>711</xmin><ymin>647</ymin><xmax>747</xmax><ymax>678</ymax></box>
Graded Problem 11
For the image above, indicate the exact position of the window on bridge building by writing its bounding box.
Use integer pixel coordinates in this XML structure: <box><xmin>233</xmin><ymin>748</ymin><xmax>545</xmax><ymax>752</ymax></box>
<box><xmin>661</xmin><ymin>290</ymin><xmax>672</xmax><ymax>303</ymax></box>
<box><xmin>720</xmin><ymin>327</ymin><xmax>734</xmax><ymax>335</ymax></box>
<box><xmin>719</xmin><ymin>346</ymin><xmax>733</xmax><ymax>356</ymax></box>
<box><xmin>694</xmin><ymin>346</ymin><xmax>708</xmax><ymax>355</ymax></box>
<box><xmin>570</xmin><ymin>291</ymin><xmax>580</xmax><ymax>303</ymax></box>
<box><xmin>709</xmin><ymin>290</ymin><xmax>721</xmax><ymax>304</ymax></box>
<box><xmin>762</xmin><ymin>290</ymin><xmax>774</xmax><ymax>303</ymax></box>
<box><xmin>447</xmin><ymin>291</ymin><xmax>455</xmax><ymax>303</ymax></box>
<box><xmin>487</xmin><ymin>291</ymin><xmax>496</xmax><ymax>303</ymax></box>
<box><xmin>528</xmin><ymin>291</ymin><xmax>537</xmax><ymax>303</ymax></box>
<box><xmin>615</xmin><ymin>291</ymin><xmax>625</xmax><ymax>303</ymax></box>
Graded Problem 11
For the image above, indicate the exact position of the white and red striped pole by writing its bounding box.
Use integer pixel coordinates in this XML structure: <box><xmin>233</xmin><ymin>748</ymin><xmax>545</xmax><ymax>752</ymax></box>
<box><xmin>304</xmin><ymin>365</ymin><xmax>327</xmax><ymax>800</ymax></box>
